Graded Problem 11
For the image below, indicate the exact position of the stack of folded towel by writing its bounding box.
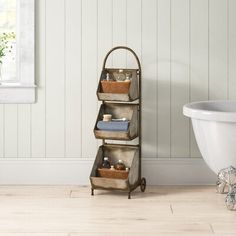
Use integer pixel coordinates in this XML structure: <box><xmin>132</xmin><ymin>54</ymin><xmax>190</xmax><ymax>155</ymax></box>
<box><xmin>97</xmin><ymin>120</ymin><xmax>129</xmax><ymax>131</ymax></box>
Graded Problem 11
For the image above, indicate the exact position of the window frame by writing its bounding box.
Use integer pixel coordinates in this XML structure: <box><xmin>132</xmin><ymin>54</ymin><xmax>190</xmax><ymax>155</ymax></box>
<box><xmin>0</xmin><ymin>0</ymin><xmax>36</xmax><ymax>103</ymax></box>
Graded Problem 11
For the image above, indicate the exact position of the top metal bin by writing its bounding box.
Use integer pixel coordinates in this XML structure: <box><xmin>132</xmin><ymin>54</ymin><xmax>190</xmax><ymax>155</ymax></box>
<box><xmin>96</xmin><ymin>47</ymin><xmax>141</xmax><ymax>102</ymax></box>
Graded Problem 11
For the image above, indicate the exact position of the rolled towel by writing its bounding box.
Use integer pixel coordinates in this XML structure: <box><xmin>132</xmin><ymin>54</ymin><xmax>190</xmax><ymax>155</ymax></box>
<box><xmin>97</xmin><ymin>120</ymin><xmax>129</xmax><ymax>131</ymax></box>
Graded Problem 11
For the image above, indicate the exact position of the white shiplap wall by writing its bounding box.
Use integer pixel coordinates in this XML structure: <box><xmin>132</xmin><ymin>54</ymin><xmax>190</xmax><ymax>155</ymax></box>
<box><xmin>0</xmin><ymin>0</ymin><xmax>235</xmax><ymax>184</ymax></box>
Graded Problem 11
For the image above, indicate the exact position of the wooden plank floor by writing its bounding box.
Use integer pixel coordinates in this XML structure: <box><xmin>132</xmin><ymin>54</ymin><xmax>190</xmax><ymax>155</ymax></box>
<box><xmin>0</xmin><ymin>186</ymin><xmax>235</xmax><ymax>235</ymax></box>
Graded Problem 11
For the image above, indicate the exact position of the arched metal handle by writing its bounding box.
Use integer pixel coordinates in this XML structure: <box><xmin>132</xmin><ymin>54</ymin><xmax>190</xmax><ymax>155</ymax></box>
<box><xmin>102</xmin><ymin>46</ymin><xmax>141</xmax><ymax>74</ymax></box>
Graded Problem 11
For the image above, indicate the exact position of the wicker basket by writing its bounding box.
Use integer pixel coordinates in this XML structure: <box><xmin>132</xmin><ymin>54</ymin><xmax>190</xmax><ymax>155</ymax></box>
<box><xmin>97</xmin><ymin>168</ymin><xmax>129</xmax><ymax>179</ymax></box>
<box><xmin>101</xmin><ymin>80</ymin><xmax>131</xmax><ymax>94</ymax></box>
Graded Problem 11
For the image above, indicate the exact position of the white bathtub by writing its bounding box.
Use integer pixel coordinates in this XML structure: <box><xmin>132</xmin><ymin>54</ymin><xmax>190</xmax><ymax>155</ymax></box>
<box><xmin>183</xmin><ymin>100</ymin><xmax>236</xmax><ymax>174</ymax></box>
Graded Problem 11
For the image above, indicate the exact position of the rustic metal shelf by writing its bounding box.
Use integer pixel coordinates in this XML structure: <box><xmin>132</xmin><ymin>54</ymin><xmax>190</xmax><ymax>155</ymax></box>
<box><xmin>97</xmin><ymin>68</ymin><xmax>139</xmax><ymax>102</ymax></box>
<box><xmin>90</xmin><ymin>46</ymin><xmax>146</xmax><ymax>199</ymax></box>
<box><xmin>94</xmin><ymin>103</ymin><xmax>138</xmax><ymax>141</ymax></box>
<box><xmin>90</xmin><ymin>144</ymin><xmax>139</xmax><ymax>191</ymax></box>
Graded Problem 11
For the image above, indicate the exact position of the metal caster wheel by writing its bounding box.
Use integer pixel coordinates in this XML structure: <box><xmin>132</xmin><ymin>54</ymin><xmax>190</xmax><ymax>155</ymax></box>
<box><xmin>140</xmin><ymin>178</ymin><xmax>146</xmax><ymax>192</ymax></box>
<box><xmin>225</xmin><ymin>194</ymin><xmax>235</xmax><ymax>210</ymax></box>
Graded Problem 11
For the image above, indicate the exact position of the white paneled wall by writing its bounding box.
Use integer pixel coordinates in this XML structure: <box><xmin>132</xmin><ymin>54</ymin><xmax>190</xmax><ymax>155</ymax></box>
<box><xmin>171</xmin><ymin>0</ymin><xmax>190</xmax><ymax>158</ymax></box>
<box><xmin>229</xmin><ymin>0</ymin><xmax>236</xmax><ymax>100</ymax></box>
<box><xmin>0</xmin><ymin>0</ymin><xmax>235</xmax><ymax>167</ymax></box>
<box><xmin>189</xmin><ymin>0</ymin><xmax>208</xmax><ymax>158</ymax></box>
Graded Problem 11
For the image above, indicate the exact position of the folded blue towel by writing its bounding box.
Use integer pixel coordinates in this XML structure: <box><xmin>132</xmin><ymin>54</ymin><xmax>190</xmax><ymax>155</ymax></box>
<box><xmin>97</xmin><ymin>121</ymin><xmax>129</xmax><ymax>131</ymax></box>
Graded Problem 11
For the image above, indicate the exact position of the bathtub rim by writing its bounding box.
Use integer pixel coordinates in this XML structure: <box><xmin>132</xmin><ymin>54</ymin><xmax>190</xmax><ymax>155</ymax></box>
<box><xmin>183</xmin><ymin>100</ymin><xmax>236</xmax><ymax>122</ymax></box>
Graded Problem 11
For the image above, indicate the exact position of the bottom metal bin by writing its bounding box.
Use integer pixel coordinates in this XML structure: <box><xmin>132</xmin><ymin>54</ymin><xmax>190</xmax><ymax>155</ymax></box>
<box><xmin>90</xmin><ymin>144</ymin><xmax>144</xmax><ymax>198</ymax></box>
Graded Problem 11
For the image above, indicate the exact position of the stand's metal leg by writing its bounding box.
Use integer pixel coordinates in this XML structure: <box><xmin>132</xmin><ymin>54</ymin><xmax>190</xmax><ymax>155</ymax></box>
<box><xmin>91</xmin><ymin>188</ymin><xmax>94</xmax><ymax>196</ymax></box>
<box><xmin>217</xmin><ymin>166</ymin><xmax>236</xmax><ymax>210</ymax></box>
<box><xmin>128</xmin><ymin>192</ymin><xmax>131</xmax><ymax>199</ymax></box>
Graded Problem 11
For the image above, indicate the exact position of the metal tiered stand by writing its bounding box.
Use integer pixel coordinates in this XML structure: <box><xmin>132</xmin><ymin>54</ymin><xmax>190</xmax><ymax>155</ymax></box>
<box><xmin>90</xmin><ymin>46</ymin><xmax>146</xmax><ymax>199</ymax></box>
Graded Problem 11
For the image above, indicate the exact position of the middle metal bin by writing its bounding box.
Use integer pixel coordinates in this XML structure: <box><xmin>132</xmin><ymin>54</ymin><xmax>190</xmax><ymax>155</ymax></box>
<box><xmin>94</xmin><ymin>103</ymin><xmax>138</xmax><ymax>140</ymax></box>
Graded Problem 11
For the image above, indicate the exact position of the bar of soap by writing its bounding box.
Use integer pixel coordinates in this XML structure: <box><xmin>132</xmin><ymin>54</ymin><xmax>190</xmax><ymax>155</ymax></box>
<box><xmin>97</xmin><ymin>121</ymin><xmax>129</xmax><ymax>131</ymax></box>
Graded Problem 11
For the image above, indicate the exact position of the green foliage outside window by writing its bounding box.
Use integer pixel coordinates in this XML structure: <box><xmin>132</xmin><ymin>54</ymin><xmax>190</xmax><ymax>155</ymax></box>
<box><xmin>0</xmin><ymin>32</ymin><xmax>16</xmax><ymax>64</ymax></box>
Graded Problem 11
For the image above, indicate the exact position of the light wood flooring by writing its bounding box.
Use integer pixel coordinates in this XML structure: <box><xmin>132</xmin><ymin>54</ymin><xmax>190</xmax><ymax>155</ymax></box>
<box><xmin>0</xmin><ymin>186</ymin><xmax>235</xmax><ymax>235</ymax></box>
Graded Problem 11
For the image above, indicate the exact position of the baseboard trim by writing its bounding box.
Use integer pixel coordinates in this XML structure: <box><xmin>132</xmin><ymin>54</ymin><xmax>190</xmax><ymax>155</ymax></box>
<box><xmin>142</xmin><ymin>158</ymin><xmax>216</xmax><ymax>185</ymax></box>
<box><xmin>0</xmin><ymin>158</ymin><xmax>216</xmax><ymax>185</ymax></box>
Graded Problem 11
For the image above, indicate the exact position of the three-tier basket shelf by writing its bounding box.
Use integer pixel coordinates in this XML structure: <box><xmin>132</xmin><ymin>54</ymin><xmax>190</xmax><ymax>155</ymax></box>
<box><xmin>90</xmin><ymin>46</ymin><xmax>146</xmax><ymax>199</ymax></box>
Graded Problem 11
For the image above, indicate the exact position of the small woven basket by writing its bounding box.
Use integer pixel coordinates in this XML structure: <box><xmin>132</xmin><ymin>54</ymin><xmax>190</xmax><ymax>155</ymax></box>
<box><xmin>97</xmin><ymin>168</ymin><xmax>129</xmax><ymax>179</ymax></box>
<box><xmin>101</xmin><ymin>80</ymin><xmax>131</xmax><ymax>94</ymax></box>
